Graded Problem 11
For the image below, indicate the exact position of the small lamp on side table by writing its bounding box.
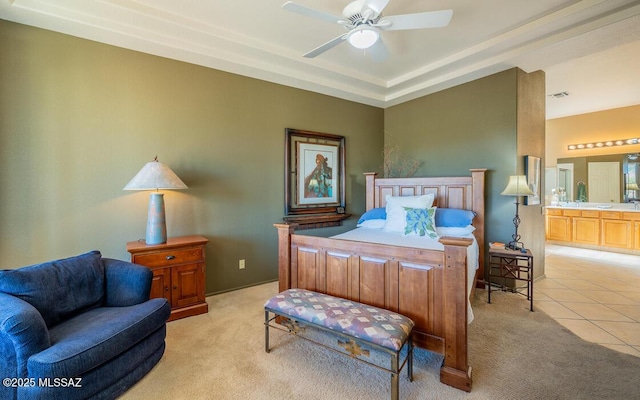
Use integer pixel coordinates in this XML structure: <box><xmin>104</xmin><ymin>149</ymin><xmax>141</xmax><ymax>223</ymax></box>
<box><xmin>501</xmin><ymin>175</ymin><xmax>534</xmax><ymax>251</ymax></box>
<box><xmin>123</xmin><ymin>156</ymin><xmax>188</xmax><ymax>245</ymax></box>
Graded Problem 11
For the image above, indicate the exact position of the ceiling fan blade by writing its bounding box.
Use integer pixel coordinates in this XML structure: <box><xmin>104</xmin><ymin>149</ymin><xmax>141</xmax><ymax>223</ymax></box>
<box><xmin>361</xmin><ymin>0</ymin><xmax>390</xmax><ymax>15</ymax></box>
<box><xmin>282</xmin><ymin>1</ymin><xmax>346</xmax><ymax>25</ymax></box>
<box><xmin>303</xmin><ymin>34</ymin><xmax>347</xmax><ymax>58</ymax></box>
<box><xmin>381</xmin><ymin>9</ymin><xmax>453</xmax><ymax>31</ymax></box>
<box><xmin>368</xmin><ymin>37</ymin><xmax>389</xmax><ymax>62</ymax></box>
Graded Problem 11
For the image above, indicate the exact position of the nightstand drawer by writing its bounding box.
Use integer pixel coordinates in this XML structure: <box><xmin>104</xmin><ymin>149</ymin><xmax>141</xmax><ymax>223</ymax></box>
<box><xmin>132</xmin><ymin>247</ymin><xmax>204</xmax><ymax>267</ymax></box>
<box><xmin>127</xmin><ymin>235</ymin><xmax>209</xmax><ymax>322</ymax></box>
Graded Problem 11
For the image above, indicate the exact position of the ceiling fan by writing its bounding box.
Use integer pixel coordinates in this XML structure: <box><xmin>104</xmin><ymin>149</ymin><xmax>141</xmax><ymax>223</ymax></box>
<box><xmin>282</xmin><ymin>0</ymin><xmax>453</xmax><ymax>59</ymax></box>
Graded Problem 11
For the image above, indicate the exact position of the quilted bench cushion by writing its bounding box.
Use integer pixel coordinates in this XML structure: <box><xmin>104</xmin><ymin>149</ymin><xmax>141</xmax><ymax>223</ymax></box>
<box><xmin>265</xmin><ymin>288</ymin><xmax>414</xmax><ymax>351</ymax></box>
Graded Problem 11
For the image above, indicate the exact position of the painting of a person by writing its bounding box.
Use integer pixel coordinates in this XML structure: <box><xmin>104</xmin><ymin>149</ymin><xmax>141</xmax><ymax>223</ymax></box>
<box><xmin>304</xmin><ymin>153</ymin><xmax>333</xmax><ymax>198</ymax></box>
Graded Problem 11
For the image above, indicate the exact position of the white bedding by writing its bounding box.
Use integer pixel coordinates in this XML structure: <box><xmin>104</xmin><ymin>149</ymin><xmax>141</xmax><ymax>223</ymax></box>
<box><xmin>331</xmin><ymin>227</ymin><xmax>479</xmax><ymax>323</ymax></box>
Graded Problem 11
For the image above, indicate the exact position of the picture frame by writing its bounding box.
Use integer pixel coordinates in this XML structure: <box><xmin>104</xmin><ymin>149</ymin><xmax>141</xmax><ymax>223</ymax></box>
<box><xmin>524</xmin><ymin>155</ymin><xmax>541</xmax><ymax>205</ymax></box>
<box><xmin>284</xmin><ymin>128</ymin><xmax>346</xmax><ymax>217</ymax></box>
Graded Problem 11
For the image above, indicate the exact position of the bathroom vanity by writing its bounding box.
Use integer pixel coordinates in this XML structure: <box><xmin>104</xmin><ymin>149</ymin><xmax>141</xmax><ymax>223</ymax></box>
<box><xmin>546</xmin><ymin>204</ymin><xmax>640</xmax><ymax>254</ymax></box>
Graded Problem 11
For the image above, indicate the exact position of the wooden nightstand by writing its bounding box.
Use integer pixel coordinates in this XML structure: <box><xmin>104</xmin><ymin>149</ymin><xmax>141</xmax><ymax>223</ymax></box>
<box><xmin>487</xmin><ymin>247</ymin><xmax>534</xmax><ymax>311</ymax></box>
<box><xmin>127</xmin><ymin>235</ymin><xmax>209</xmax><ymax>321</ymax></box>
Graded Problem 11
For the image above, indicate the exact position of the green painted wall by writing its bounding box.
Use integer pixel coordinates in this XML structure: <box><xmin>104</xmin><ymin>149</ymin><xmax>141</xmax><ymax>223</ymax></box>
<box><xmin>384</xmin><ymin>68</ymin><xmax>546</xmax><ymax>275</ymax></box>
<box><xmin>1</xmin><ymin>19</ymin><xmax>546</xmax><ymax>293</ymax></box>
<box><xmin>385</xmin><ymin>70</ymin><xmax>518</xmax><ymax>251</ymax></box>
<box><xmin>0</xmin><ymin>19</ymin><xmax>383</xmax><ymax>294</ymax></box>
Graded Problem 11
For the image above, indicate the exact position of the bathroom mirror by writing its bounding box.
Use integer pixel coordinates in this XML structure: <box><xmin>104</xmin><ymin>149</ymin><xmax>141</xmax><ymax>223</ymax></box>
<box><xmin>553</xmin><ymin>153</ymin><xmax>639</xmax><ymax>203</ymax></box>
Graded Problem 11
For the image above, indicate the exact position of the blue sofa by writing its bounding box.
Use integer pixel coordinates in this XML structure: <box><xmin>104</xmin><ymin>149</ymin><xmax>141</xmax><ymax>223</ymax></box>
<box><xmin>0</xmin><ymin>250</ymin><xmax>171</xmax><ymax>400</ymax></box>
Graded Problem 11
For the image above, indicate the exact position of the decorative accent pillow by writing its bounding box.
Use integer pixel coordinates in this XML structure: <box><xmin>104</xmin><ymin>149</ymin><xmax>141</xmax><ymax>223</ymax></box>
<box><xmin>403</xmin><ymin>206</ymin><xmax>438</xmax><ymax>238</ymax></box>
<box><xmin>435</xmin><ymin>208</ymin><xmax>476</xmax><ymax>227</ymax></box>
<box><xmin>383</xmin><ymin>194</ymin><xmax>435</xmax><ymax>232</ymax></box>
<box><xmin>357</xmin><ymin>207</ymin><xmax>386</xmax><ymax>225</ymax></box>
<box><xmin>436</xmin><ymin>225</ymin><xmax>476</xmax><ymax>237</ymax></box>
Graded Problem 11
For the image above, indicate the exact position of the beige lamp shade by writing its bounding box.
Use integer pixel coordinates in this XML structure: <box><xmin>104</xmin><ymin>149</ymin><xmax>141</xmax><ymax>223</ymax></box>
<box><xmin>501</xmin><ymin>175</ymin><xmax>535</xmax><ymax>196</ymax></box>
<box><xmin>627</xmin><ymin>182</ymin><xmax>640</xmax><ymax>191</ymax></box>
<box><xmin>123</xmin><ymin>157</ymin><xmax>188</xmax><ymax>190</ymax></box>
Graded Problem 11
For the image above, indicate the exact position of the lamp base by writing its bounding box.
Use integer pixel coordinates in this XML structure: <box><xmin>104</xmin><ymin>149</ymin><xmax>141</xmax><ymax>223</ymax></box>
<box><xmin>506</xmin><ymin>241</ymin><xmax>523</xmax><ymax>251</ymax></box>
<box><xmin>146</xmin><ymin>192</ymin><xmax>167</xmax><ymax>245</ymax></box>
<box><xmin>506</xmin><ymin>200</ymin><xmax>524</xmax><ymax>251</ymax></box>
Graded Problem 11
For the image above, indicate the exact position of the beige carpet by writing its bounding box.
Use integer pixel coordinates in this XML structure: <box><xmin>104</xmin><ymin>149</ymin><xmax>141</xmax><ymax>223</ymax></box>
<box><xmin>121</xmin><ymin>281</ymin><xmax>640</xmax><ymax>400</ymax></box>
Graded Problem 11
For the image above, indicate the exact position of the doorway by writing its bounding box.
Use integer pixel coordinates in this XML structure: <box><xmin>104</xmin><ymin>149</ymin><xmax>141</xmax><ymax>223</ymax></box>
<box><xmin>588</xmin><ymin>161</ymin><xmax>620</xmax><ymax>203</ymax></box>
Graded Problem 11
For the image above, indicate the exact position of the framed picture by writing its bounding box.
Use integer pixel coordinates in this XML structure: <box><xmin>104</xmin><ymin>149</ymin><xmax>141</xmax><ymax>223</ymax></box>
<box><xmin>524</xmin><ymin>155</ymin><xmax>541</xmax><ymax>205</ymax></box>
<box><xmin>285</xmin><ymin>128</ymin><xmax>345</xmax><ymax>216</ymax></box>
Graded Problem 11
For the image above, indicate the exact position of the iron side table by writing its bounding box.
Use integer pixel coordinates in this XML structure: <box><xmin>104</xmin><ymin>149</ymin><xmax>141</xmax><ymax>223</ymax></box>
<box><xmin>487</xmin><ymin>247</ymin><xmax>534</xmax><ymax>311</ymax></box>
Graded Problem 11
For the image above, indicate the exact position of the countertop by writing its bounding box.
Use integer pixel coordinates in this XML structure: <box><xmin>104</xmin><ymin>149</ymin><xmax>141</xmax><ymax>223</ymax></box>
<box><xmin>546</xmin><ymin>203</ymin><xmax>640</xmax><ymax>213</ymax></box>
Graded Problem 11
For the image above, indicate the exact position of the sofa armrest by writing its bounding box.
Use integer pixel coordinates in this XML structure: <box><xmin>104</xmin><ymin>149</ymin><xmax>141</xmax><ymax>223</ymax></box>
<box><xmin>0</xmin><ymin>293</ymin><xmax>51</xmax><ymax>380</ymax></box>
<box><xmin>103</xmin><ymin>258</ymin><xmax>153</xmax><ymax>307</ymax></box>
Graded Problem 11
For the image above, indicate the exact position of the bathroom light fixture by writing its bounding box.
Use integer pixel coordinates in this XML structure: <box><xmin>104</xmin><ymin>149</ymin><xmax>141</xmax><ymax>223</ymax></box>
<box><xmin>567</xmin><ymin>137</ymin><xmax>639</xmax><ymax>151</ymax></box>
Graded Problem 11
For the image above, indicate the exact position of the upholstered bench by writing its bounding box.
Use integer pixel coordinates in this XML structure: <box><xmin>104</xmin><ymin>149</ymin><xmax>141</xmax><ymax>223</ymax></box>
<box><xmin>264</xmin><ymin>288</ymin><xmax>414</xmax><ymax>400</ymax></box>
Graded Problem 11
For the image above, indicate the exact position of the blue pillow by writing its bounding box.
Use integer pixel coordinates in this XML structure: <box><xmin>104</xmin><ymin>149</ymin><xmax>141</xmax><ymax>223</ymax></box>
<box><xmin>357</xmin><ymin>207</ymin><xmax>387</xmax><ymax>224</ymax></box>
<box><xmin>435</xmin><ymin>208</ymin><xmax>476</xmax><ymax>227</ymax></box>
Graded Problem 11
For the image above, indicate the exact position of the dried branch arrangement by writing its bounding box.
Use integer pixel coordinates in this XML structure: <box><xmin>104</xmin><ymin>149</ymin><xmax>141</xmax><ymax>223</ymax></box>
<box><xmin>382</xmin><ymin>143</ymin><xmax>421</xmax><ymax>178</ymax></box>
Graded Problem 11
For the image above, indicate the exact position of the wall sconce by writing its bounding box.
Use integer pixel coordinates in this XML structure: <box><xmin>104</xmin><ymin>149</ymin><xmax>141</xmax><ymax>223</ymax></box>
<box><xmin>567</xmin><ymin>137</ymin><xmax>639</xmax><ymax>151</ymax></box>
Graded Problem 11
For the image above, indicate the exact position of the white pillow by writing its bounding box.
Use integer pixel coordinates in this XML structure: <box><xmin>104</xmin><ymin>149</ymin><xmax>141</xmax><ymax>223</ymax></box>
<box><xmin>383</xmin><ymin>194</ymin><xmax>435</xmax><ymax>232</ymax></box>
<box><xmin>436</xmin><ymin>225</ymin><xmax>476</xmax><ymax>237</ymax></box>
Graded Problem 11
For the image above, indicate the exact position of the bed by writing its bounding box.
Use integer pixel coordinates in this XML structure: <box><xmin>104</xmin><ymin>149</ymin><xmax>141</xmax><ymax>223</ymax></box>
<box><xmin>274</xmin><ymin>169</ymin><xmax>486</xmax><ymax>392</ymax></box>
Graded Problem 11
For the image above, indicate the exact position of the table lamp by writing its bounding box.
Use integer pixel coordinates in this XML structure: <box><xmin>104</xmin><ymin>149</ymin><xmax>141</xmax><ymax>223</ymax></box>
<box><xmin>501</xmin><ymin>175</ymin><xmax>534</xmax><ymax>251</ymax></box>
<box><xmin>124</xmin><ymin>156</ymin><xmax>188</xmax><ymax>245</ymax></box>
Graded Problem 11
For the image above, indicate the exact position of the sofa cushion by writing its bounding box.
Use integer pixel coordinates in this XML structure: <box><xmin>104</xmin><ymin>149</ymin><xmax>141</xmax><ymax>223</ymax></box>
<box><xmin>0</xmin><ymin>251</ymin><xmax>105</xmax><ymax>328</ymax></box>
<box><xmin>27</xmin><ymin>298</ymin><xmax>170</xmax><ymax>378</ymax></box>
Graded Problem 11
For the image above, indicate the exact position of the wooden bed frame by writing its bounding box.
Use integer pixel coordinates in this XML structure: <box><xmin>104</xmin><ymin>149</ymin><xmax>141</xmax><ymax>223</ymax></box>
<box><xmin>274</xmin><ymin>169</ymin><xmax>486</xmax><ymax>392</ymax></box>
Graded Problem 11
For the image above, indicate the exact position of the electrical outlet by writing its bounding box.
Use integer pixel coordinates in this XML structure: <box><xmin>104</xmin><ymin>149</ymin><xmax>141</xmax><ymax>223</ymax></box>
<box><xmin>239</xmin><ymin>259</ymin><xmax>245</xmax><ymax>269</ymax></box>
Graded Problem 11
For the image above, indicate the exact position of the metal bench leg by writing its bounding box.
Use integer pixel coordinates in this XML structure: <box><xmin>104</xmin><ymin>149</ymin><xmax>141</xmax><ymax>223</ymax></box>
<box><xmin>264</xmin><ymin>310</ymin><xmax>270</xmax><ymax>353</ymax></box>
<box><xmin>391</xmin><ymin>353</ymin><xmax>399</xmax><ymax>400</ymax></box>
<box><xmin>408</xmin><ymin>335</ymin><xmax>414</xmax><ymax>382</ymax></box>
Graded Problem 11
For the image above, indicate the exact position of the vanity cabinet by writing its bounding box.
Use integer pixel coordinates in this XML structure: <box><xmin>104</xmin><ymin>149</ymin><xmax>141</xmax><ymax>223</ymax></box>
<box><xmin>573</xmin><ymin>210</ymin><xmax>600</xmax><ymax>246</ymax></box>
<box><xmin>601</xmin><ymin>219</ymin><xmax>632</xmax><ymax>249</ymax></box>
<box><xmin>546</xmin><ymin>209</ymin><xmax>572</xmax><ymax>242</ymax></box>
<box><xmin>600</xmin><ymin>212</ymin><xmax>633</xmax><ymax>249</ymax></box>
<box><xmin>546</xmin><ymin>207</ymin><xmax>640</xmax><ymax>253</ymax></box>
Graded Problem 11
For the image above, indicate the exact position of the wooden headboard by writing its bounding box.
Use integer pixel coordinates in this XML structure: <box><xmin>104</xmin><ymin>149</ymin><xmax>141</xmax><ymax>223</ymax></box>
<box><xmin>364</xmin><ymin>169</ymin><xmax>487</xmax><ymax>285</ymax></box>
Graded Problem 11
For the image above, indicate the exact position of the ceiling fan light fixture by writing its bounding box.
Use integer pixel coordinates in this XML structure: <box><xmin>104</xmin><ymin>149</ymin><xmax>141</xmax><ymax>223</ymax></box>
<box><xmin>347</xmin><ymin>27</ymin><xmax>379</xmax><ymax>49</ymax></box>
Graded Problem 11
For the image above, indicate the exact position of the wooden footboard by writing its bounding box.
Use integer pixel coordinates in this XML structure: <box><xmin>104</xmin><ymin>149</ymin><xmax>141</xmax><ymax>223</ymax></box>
<box><xmin>274</xmin><ymin>169</ymin><xmax>485</xmax><ymax>392</ymax></box>
<box><xmin>274</xmin><ymin>224</ymin><xmax>473</xmax><ymax>392</ymax></box>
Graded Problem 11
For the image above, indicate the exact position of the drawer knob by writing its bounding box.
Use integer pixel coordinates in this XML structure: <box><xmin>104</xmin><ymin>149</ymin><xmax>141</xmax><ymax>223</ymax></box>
<box><xmin>173</xmin><ymin>285</ymin><xmax>178</xmax><ymax>290</ymax></box>
<box><xmin>165</xmin><ymin>286</ymin><xmax>169</xmax><ymax>292</ymax></box>
<box><xmin>166</xmin><ymin>255</ymin><xmax>175</xmax><ymax>260</ymax></box>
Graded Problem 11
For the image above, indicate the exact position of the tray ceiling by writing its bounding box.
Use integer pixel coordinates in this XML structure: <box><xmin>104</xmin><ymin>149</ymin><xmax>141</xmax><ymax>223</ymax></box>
<box><xmin>1</xmin><ymin>0</ymin><xmax>639</xmax><ymax>118</ymax></box>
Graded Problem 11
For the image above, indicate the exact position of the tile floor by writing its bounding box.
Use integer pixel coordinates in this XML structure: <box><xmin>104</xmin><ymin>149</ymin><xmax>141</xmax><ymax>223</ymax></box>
<box><xmin>536</xmin><ymin>244</ymin><xmax>640</xmax><ymax>357</ymax></box>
